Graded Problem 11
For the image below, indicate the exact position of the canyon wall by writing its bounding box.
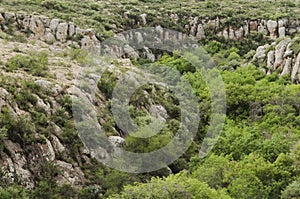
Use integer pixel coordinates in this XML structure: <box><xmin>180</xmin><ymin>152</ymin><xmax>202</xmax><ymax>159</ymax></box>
<box><xmin>1</xmin><ymin>11</ymin><xmax>299</xmax><ymax>51</ymax></box>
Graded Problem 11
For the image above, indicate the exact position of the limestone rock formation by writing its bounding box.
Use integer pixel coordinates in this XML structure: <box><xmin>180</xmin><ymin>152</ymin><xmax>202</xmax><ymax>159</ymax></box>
<box><xmin>253</xmin><ymin>37</ymin><xmax>300</xmax><ymax>82</ymax></box>
<box><xmin>0</xmin><ymin>11</ymin><xmax>299</xmax><ymax>55</ymax></box>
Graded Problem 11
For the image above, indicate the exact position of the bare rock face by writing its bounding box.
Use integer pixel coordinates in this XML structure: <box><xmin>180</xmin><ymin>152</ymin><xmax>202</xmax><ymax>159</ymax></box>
<box><xmin>274</xmin><ymin>38</ymin><xmax>291</xmax><ymax>69</ymax></box>
<box><xmin>4</xmin><ymin>140</ymin><xmax>34</xmax><ymax>188</ymax></box>
<box><xmin>222</xmin><ymin>29</ymin><xmax>229</xmax><ymax>40</ymax></box>
<box><xmin>140</xmin><ymin>13</ymin><xmax>147</xmax><ymax>25</ymax></box>
<box><xmin>51</xmin><ymin>135</ymin><xmax>66</xmax><ymax>153</ymax></box>
<box><xmin>81</xmin><ymin>36</ymin><xmax>94</xmax><ymax>50</ymax></box>
<box><xmin>150</xmin><ymin>105</ymin><xmax>169</xmax><ymax>122</ymax></box>
<box><xmin>196</xmin><ymin>24</ymin><xmax>205</xmax><ymax>39</ymax></box>
<box><xmin>54</xmin><ymin>160</ymin><xmax>85</xmax><ymax>186</ymax></box>
<box><xmin>3</xmin><ymin>12</ymin><xmax>15</xmax><ymax>22</ymax></box>
<box><xmin>68</xmin><ymin>22</ymin><xmax>76</xmax><ymax>37</ymax></box>
<box><xmin>250</xmin><ymin>21</ymin><xmax>258</xmax><ymax>32</ymax></box>
<box><xmin>108</xmin><ymin>136</ymin><xmax>125</xmax><ymax>148</ymax></box>
<box><xmin>254</xmin><ymin>37</ymin><xmax>300</xmax><ymax>82</ymax></box>
<box><xmin>1</xmin><ymin>11</ymin><xmax>300</xmax><ymax>60</ymax></box>
<box><xmin>255</xmin><ymin>45</ymin><xmax>267</xmax><ymax>64</ymax></box>
<box><xmin>29</xmin><ymin>16</ymin><xmax>45</xmax><ymax>36</ymax></box>
<box><xmin>243</xmin><ymin>21</ymin><xmax>249</xmax><ymax>36</ymax></box>
<box><xmin>34</xmin><ymin>80</ymin><xmax>62</xmax><ymax>95</ymax></box>
<box><xmin>44</xmin><ymin>30</ymin><xmax>56</xmax><ymax>44</ymax></box>
<box><xmin>291</xmin><ymin>53</ymin><xmax>300</xmax><ymax>82</ymax></box>
<box><xmin>281</xmin><ymin>58</ymin><xmax>292</xmax><ymax>76</ymax></box>
<box><xmin>279</xmin><ymin>27</ymin><xmax>286</xmax><ymax>38</ymax></box>
<box><xmin>134</xmin><ymin>31</ymin><xmax>143</xmax><ymax>44</ymax></box>
<box><xmin>235</xmin><ymin>27</ymin><xmax>244</xmax><ymax>40</ymax></box>
<box><xmin>49</xmin><ymin>18</ymin><xmax>59</xmax><ymax>33</ymax></box>
<box><xmin>0</xmin><ymin>14</ymin><xmax>6</xmax><ymax>24</ymax></box>
<box><xmin>267</xmin><ymin>51</ymin><xmax>275</xmax><ymax>71</ymax></box>
<box><xmin>278</xmin><ymin>19</ymin><xmax>288</xmax><ymax>28</ymax></box>
<box><xmin>56</xmin><ymin>22</ymin><xmax>68</xmax><ymax>42</ymax></box>
<box><xmin>229</xmin><ymin>27</ymin><xmax>235</xmax><ymax>40</ymax></box>
<box><xmin>258</xmin><ymin>22</ymin><xmax>268</xmax><ymax>35</ymax></box>
<box><xmin>267</xmin><ymin>20</ymin><xmax>278</xmax><ymax>39</ymax></box>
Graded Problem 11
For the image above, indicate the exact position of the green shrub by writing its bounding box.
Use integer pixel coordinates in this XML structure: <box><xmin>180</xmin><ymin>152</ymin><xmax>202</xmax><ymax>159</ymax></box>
<box><xmin>5</xmin><ymin>53</ymin><xmax>49</xmax><ymax>77</ymax></box>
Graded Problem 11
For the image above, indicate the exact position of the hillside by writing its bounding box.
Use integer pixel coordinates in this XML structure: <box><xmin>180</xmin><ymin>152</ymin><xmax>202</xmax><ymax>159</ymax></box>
<box><xmin>0</xmin><ymin>0</ymin><xmax>300</xmax><ymax>198</ymax></box>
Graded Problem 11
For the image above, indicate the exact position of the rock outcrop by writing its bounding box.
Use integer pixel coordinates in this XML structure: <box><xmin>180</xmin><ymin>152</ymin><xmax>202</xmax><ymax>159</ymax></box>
<box><xmin>0</xmin><ymin>11</ymin><xmax>299</xmax><ymax>54</ymax></box>
<box><xmin>253</xmin><ymin>37</ymin><xmax>300</xmax><ymax>82</ymax></box>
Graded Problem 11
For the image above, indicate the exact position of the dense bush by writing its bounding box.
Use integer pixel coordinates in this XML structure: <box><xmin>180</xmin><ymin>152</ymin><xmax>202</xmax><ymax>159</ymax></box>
<box><xmin>5</xmin><ymin>53</ymin><xmax>49</xmax><ymax>77</ymax></box>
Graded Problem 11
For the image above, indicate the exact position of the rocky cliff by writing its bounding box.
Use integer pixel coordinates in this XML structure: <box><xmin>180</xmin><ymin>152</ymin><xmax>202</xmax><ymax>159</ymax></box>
<box><xmin>0</xmin><ymin>11</ymin><xmax>299</xmax><ymax>52</ymax></box>
<box><xmin>253</xmin><ymin>37</ymin><xmax>300</xmax><ymax>82</ymax></box>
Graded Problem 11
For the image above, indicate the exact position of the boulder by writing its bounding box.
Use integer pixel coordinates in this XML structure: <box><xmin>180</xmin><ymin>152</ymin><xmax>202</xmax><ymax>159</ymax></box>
<box><xmin>279</xmin><ymin>27</ymin><xmax>286</xmax><ymax>38</ymax></box>
<box><xmin>38</xmin><ymin>138</ymin><xmax>56</xmax><ymax>161</ymax></box>
<box><xmin>108</xmin><ymin>136</ymin><xmax>125</xmax><ymax>147</ymax></box>
<box><xmin>4</xmin><ymin>140</ymin><xmax>34</xmax><ymax>188</ymax></box>
<box><xmin>274</xmin><ymin>38</ymin><xmax>291</xmax><ymax>69</ymax></box>
<box><xmin>164</xmin><ymin>30</ymin><xmax>170</xmax><ymax>40</ymax></box>
<box><xmin>68</xmin><ymin>22</ymin><xmax>75</xmax><ymax>37</ymax></box>
<box><xmin>196</xmin><ymin>24</ymin><xmax>205</xmax><ymax>39</ymax></box>
<box><xmin>54</xmin><ymin>160</ymin><xmax>85</xmax><ymax>186</ymax></box>
<box><xmin>134</xmin><ymin>31</ymin><xmax>143</xmax><ymax>44</ymax></box>
<box><xmin>19</xmin><ymin>16</ymin><xmax>30</xmax><ymax>31</ymax></box>
<box><xmin>281</xmin><ymin>58</ymin><xmax>292</xmax><ymax>76</ymax></box>
<box><xmin>0</xmin><ymin>87</ymin><xmax>9</xmax><ymax>98</ymax></box>
<box><xmin>278</xmin><ymin>19</ymin><xmax>288</xmax><ymax>28</ymax></box>
<box><xmin>267</xmin><ymin>51</ymin><xmax>275</xmax><ymax>70</ymax></box>
<box><xmin>44</xmin><ymin>31</ymin><xmax>55</xmax><ymax>44</ymax></box>
<box><xmin>235</xmin><ymin>27</ymin><xmax>244</xmax><ymax>40</ymax></box>
<box><xmin>206</xmin><ymin>19</ymin><xmax>217</xmax><ymax>30</ymax></box>
<box><xmin>56</xmin><ymin>22</ymin><xmax>68</xmax><ymax>42</ymax></box>
<box><xmin>49</xmin><ymin>18</ymin><xmax>59</xmax><ymax>33</ymax></box>
<box><xmin>51</xmin><ymin>135</ymin><xmax>66</xmax><ymax>153</ymax></box>
<box><xmin>155</xmin><ymin>25</ymin><xmax>164</xmax><ymax>40</ymax></box>
<box><xmin>39</xmin><ymin>16</ymin><xmax>51</xmax><ymax>27</ymax></box>
<box><xmin>249</xmin><ymin>21</ymin><xmax>258</xmax><ymax>32</ymax></box>
<box><xmin>243</xmin><ymin>21</ymin><xmax>249</xmax><ymax>36</ymax></box>
<box><xmin>284</xmin><ymin>43</ymin><xmax>293</xmax><ymax>58</ymax></box>
<box><xmin>267</xmin><ymin>20</ymin><xmax>278</xmax><ymax>39</ymax></box>
<box><xmin>3</xmin><ymin>12</ymin><xmax>15</xmax><ymax>22</ymax></box>
<box><xmin>123</xmin><ymin>44</ymin><xmax>139</xmax><ymax>59</ymax></box>
<box><xmin>35</xmin><ymin>94</ymin><xmax>50</xmax><ymax>113</ymax></box>
<box><xmin>150</xmin><ymin>104</ymin><xmax>169</xmax><ymax>122</ymax></box>
<box><xmin>258</xmin><ymin>23</ymin><xmax>268</xmax><ymax>35</ymax></box>
<box><xmin>291</xmin><ymin>53</ymin><xmax>300</xmax><ymax>82</ymax></box>
<box><xmin>255</xmin><ymin>46</ymin><xmax>267</xmax><ymax>63</ymax></box>
<box><xmin>222</xmin><ymin>29</ymin><xmax>229</xmax><ymax>40</ymax></box>
<box><xmin>229</xmin><ymin>27</ymin><xmax>235</xmax><ymax>40</ymax></box>
<box><xmin>81</xmin><ymin>36</ymin><xmax>93</xmax><ymax>50</ymax></box>
<box><xmin>29</xmin><ymin>16</ymin><xmax>45</xmax><ymax>36</ymax></box>
<box><xmin>140</xmin><ymin>13</ymin><xmax>147</xmax><ymax>25</ymax></box>
<box><xmin>0</xmin><ymin>14</ymin><xmax>5</xmax><ymax>24</ymax></box>
<box><xmin>34</xmin><ymin>80</ymin><xmax>62</xmax><ymax>95</ymax></box>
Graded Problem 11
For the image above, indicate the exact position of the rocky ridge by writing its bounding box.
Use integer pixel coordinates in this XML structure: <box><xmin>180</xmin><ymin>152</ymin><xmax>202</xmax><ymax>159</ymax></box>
<box><xmin>1</xmin><ymin>11</ymin><xmax>300</xmax><ymax>52</ymax></box>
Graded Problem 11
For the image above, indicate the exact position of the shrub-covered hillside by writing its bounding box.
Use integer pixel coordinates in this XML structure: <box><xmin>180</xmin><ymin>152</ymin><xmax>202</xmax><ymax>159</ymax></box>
<box><xmin>0</xmin><ymin>0</ymin><xmax>300</xmax><ymax>199</ymax></box>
